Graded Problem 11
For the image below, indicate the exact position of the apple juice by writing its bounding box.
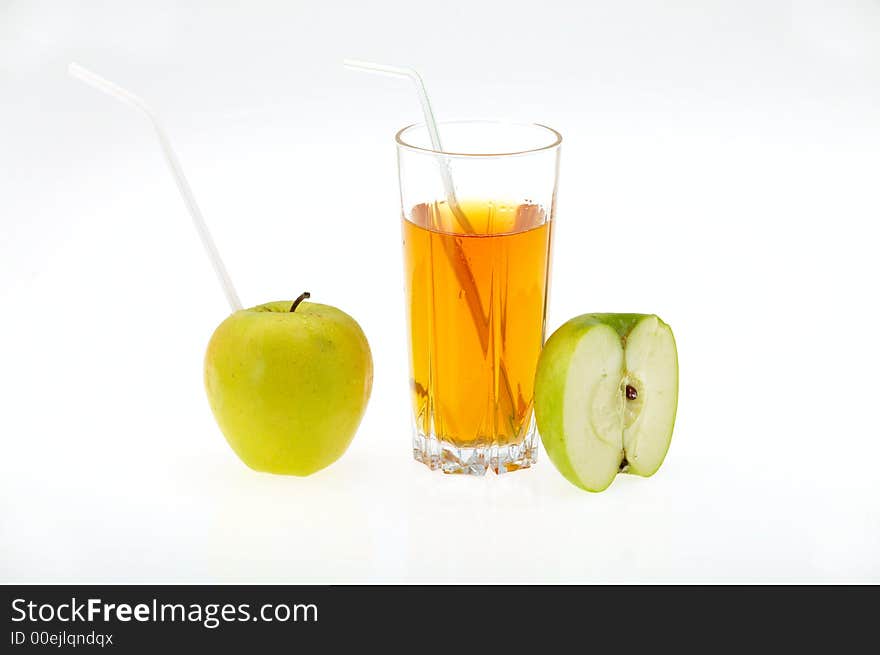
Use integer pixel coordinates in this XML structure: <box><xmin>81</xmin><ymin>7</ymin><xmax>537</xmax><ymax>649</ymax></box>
<box><xmin>402</xmin><ymin>198</ymin><xmax>552</xmax><ymax>455</ymax></box>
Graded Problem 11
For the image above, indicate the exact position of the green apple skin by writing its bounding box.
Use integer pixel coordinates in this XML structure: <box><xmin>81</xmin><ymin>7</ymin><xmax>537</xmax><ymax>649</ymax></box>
<box><xmin>534</xmin><ymin>313</ymin><xmax>678</xmax><ymax>492</ymax></box>
<box><xmin>204</xmin><ymin>300</ymin><xmax>373</xmax><ymax>476</ymax></box>
<box><xmin>534</xmin><ymin>316</ymin><xmax>612</xmax><ymax>491</ymax></box>
<box><xmin>535</xmin><ymin>315</ymin><xmax>625</xmax><ymax>492</ymax></box>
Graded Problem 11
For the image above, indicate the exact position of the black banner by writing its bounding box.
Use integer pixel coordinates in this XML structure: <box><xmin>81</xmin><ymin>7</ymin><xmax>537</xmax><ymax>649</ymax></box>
<box><xmin>2</xmin><ymin>585</ymin><xmax>876</xmax><ymax>650</ymax></box>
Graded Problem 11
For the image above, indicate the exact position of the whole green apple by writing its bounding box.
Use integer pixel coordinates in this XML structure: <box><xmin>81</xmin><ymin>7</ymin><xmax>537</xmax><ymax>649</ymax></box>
<box><xmin>204</xmin><ymin>293</ymin><xmax>373</xmax><ymax>476</ymax></box>
<box><xmin>535</xmin><ymin>313</ymin><xmax>678</xmax><ymax>492</ymax></box>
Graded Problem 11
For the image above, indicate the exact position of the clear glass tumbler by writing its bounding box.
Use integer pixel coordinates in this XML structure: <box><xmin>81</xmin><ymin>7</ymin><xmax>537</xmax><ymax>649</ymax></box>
<box><xmin>397</xmin><ymin>121</ymin><xmax>561</xmax><ymax>474</ymax></box>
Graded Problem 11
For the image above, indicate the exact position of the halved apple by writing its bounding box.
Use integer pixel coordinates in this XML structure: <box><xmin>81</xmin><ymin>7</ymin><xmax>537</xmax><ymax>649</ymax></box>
<box><xmin>534</xmin><ymin>314</ymin><xmax>678</xmax><ymax>492</ymax></box>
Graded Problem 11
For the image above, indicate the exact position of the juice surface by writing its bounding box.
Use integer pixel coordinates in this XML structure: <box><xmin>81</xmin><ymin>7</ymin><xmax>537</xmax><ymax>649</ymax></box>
<box><xmin>402</xmin><ymin>199</ymin><xmax>552</xmax><ymax>447</ymax></box>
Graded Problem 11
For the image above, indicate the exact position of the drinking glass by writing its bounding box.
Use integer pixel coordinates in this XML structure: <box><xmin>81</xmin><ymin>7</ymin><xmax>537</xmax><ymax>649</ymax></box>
<box><xmin>397</xmin><ymin>121</ymin><xmax>561</xmax><ymax>474</ymax></box>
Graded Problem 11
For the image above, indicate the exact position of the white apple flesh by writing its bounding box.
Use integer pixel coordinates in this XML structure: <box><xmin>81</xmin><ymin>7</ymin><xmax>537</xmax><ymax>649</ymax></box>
<box><xmin>534</xmin><ymin>314</ymin><xmax>678</xmax><ymax>492</ymax></box>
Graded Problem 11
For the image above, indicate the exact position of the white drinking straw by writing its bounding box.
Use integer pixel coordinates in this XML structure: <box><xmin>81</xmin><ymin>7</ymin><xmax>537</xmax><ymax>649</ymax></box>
<box><xmin>343</xmin><ymin>59</ymin><xmax>473</xmax><ymax>233</ymax></box>
<box><xmin>344</xmin><ymin>59</ymin><xmax>516</xmax><ymax>406</ymax></box>
<box><xmin>343</xmin><ymin>59</ymin><xmax>445</xmax><ymax>152</ymax></box>
<box><xmin>68</xmin><ymin>63</ymin><xmax>243</xmax><ymax>312</ymax></box>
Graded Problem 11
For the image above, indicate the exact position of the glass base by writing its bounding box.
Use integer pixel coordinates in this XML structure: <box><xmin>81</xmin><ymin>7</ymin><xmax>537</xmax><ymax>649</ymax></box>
<box><xmin>412</xmin><ymin>419</ymin><xmax>538</xmax><ymax>475</ymax></box>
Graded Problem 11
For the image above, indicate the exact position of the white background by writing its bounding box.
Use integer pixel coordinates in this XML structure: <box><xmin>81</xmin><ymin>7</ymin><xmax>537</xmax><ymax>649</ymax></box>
<box><xmin>2</xmin><ymin>0</ymin><xmax>879</xmax><ymax>583</ymax></box>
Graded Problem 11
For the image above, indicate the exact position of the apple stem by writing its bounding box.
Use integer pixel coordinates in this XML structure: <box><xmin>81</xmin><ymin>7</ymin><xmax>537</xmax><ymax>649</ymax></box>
<box><xmin>290</xmin><ymin>292</ymin><xmax>311</xmax><ymax>313</ymax></box>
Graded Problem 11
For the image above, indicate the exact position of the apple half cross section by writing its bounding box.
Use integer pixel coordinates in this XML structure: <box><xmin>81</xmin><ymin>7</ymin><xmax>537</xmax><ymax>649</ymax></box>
<box><xmin>535</xmin><ymin>314</ymin><xmax>678</xmax><ymax>492</ymax></box>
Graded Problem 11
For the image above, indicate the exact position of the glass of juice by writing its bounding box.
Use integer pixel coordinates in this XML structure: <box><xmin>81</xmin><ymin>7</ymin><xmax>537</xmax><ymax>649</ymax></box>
<box><xmin>397</xmin><ymin>121</ymin><xmax>561</xmax><ymax>474</ymax></box>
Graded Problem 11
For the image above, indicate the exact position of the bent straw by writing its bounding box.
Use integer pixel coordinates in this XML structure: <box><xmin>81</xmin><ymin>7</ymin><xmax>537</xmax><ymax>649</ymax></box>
<box><xmin>68</xmin><ymin>63</ymin><xmax>243</xmax><ymax>312</ymax></box>
<box><xmin>343</xmin><ymin>60</ymin><xmax>446</xmax><ymax>152</ymax></box>
<box><xmin>344</xmin><ymin>59</ymin><xmax>518</xmax><ymax>422</ymax></box>
<box><xmin>343</xmin><ymin>59</ymin><xmax>474</xmax><ymax>234</ymax></box>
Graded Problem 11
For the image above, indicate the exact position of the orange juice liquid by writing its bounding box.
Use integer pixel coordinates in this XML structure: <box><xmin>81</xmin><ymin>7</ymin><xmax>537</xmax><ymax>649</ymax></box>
<box><xmin>402</xmin><ymin>199</ymin><xmax>552</xmax><ymax>448</ymax></box>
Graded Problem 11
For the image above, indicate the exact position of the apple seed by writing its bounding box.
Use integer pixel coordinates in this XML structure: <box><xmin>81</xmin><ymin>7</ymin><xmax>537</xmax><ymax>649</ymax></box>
<box><xmin>625</xmin><ymin>384</ymin><xmax>638</xmax><ymax>401</ymax></box>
